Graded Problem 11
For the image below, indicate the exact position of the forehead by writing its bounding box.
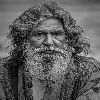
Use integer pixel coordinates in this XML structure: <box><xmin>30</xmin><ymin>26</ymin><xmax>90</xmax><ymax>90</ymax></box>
<box><xmin>34</xmin><ymin>18</ymin><xmax>64</xmax><ymax>31</ymax></box>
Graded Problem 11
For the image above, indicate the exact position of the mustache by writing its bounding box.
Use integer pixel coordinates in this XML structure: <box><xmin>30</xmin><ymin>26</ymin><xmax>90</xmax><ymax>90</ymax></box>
<box><xmin>33</xmin><ymin>47</ymin><xmax>65</xmax><ymax>54</ymax></box>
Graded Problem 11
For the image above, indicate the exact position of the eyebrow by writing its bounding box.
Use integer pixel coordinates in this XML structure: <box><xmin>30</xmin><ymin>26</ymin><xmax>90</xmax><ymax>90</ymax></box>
<box><xmin>32</xmin><ymin>29</ymin><xmax>65</xmax><ymax>34</ymax></box>
<box><xmin>51</xmin><ymin>30</ymin><xmax>65</xmax><ymax>33</ymax></box>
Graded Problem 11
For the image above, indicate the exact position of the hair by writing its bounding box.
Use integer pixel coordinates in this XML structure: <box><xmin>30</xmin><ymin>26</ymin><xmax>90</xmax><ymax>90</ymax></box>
<box><xmin>7</xmin><ymin>0</ymin><xmax>90</xmax><ymax>67</ymax></box>
<box><xmin>4</xmin><ymin>1</ymin><xmax>90</xmax><ymax>98</ymax></box>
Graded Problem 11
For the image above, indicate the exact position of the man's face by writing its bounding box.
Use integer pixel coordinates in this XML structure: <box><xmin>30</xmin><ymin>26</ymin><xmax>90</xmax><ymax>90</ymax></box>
<box><xmin>29</xmin><ymin>18</ymin><xmax>66</xmax><ymax>49</ymax></box>
<box><xmin>26</xmin><ymin>18</ymin><xmax>72</xmax><ymax>83</ymax></box>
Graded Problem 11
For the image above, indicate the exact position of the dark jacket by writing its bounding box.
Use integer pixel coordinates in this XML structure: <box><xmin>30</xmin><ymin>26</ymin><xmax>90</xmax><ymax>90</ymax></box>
<box><xmin>0</xmin><ymin>56</ymin><xmax>100</xmax><ymax>100</ymax></box>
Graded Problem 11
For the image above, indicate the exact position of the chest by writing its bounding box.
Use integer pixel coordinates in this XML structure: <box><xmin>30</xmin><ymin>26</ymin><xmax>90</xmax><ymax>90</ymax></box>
<box><xmin>18</xmin><ymin>72</ymin><xmax>77</xmax><ymax>100</ymax></box>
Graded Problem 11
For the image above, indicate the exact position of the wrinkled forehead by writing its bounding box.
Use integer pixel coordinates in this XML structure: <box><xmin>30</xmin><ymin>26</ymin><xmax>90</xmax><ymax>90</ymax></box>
<box><xmin>10</xmin><ymin>1</ymin><xmax>75</xmax><ymax>32</ymax></box>
<box><xmin>33</xmin><ymin>18</ymin><xmax>64</xmax><ymax>32</ymax></box>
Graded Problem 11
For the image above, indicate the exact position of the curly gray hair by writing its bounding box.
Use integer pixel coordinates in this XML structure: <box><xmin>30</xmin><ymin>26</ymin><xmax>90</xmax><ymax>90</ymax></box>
<box><xmin>8</xmin><ymin>1</ymin><xmax>90</xmax><ymax>56</ymax></box>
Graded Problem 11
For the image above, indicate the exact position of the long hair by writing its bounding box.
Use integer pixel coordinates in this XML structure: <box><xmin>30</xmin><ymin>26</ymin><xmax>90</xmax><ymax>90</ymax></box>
<box><xmin>6</xmin><ymin>0</ymin><xmax>90</xmax><ymax>84</ymax></box>
<box><xmin>5</xmin><ymin>1</ymin><xmax>90</xmax><ymax>99</ymax></box>
<box><xmin>8</xmin><ymin>1</ymin><xmax>90</xmax><ymax>60</ymax></box>
<box><xmin>7</xmin><ymin>0</ymin><xmax>90</xmax><ymax>81</ymax></box>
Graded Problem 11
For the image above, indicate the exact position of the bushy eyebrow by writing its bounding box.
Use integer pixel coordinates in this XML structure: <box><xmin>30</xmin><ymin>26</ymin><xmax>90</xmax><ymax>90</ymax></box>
<box><xmin>31</xmin><ymin>30</ymin><xmax>47</xmax><ymax>36</ymax></box>
<box><xmin>51</xmin><ymin>30</ymin><xmax>65</xmax><ymax>34</ymax></box>
<box><xmin>31</xmin><ymin>29</ymin><xmax>65</xmax><ymax>35</ymax></box>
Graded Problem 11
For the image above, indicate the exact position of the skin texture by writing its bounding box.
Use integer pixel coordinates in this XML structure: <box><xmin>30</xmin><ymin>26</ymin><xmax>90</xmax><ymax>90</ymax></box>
<box><xmin>29</xmin><ymin>18</ymin><xmax>66</xmax><ymax>49</ymax></box>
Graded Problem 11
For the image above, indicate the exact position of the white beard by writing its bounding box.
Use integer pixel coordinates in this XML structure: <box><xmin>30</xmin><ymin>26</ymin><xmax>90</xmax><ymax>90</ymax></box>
<box><xmin>24</xmin><ymin>43</ymin><xmax>72</xmax><ymax>85</ymax></box>
<box><xmin>21</xmin><ymin>43</ymin><xmax>73</xmax><ymax>99</ymax></box>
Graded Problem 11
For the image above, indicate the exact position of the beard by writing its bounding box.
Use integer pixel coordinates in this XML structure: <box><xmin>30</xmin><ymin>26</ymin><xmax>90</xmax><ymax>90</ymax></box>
<box><xmin>24</xmin><ymin>43</ymin><xmax>72</xmax><ymax>85</ymax></box>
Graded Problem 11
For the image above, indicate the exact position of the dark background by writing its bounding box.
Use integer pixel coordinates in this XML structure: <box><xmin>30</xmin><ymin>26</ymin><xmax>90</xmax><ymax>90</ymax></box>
<box><xmin>0</xmin><ymin>0</ymin><xmax>100</xmax><ymax>61</ymax></box>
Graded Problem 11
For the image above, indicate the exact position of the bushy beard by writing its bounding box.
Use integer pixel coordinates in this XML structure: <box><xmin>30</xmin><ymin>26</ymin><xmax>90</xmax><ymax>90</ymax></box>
<box><xmin>24</xmin><ymin>43</ymin><xmax>72</xmax><ymax>85</ymax></box>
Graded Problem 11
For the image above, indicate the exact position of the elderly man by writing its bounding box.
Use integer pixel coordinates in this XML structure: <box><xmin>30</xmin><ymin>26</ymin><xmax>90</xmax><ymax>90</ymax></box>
<box><xmin>0</xmin><ymin>1</ymin><xmax>100</xmax><ymax>100</ymax></box>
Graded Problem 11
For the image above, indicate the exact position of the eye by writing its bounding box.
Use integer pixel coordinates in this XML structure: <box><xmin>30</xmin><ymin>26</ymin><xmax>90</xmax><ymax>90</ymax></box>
<box><xmin>31</xmin><ymin>31</ymin><xmax>46</xmax><ymax>40</ymax></box>
<box><xmin>53</xmin><ymin>32</ymin><xmax>61</xmax><ymax>36</ymax></box>
<box><xmin>52</xmin><ymin>32</ymin><xmax>62</xmax><ymax>37</ymax></box>
<box><xmin>33</xmin><ymin>32</ymin><xmax>44</xmax><ymax>37</ymax></box>
<box><xmin>52</xmin><ymin>31</ymin><xmax>65</xmax><ymax>37</ymax></box>
<box><xmin>51</xmin><ymin>31</ymin><xmax>65</xmax><ymax>40</ymax></box>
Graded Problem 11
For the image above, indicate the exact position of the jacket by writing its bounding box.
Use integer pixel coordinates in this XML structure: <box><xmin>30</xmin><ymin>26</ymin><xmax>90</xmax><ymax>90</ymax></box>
<box><xmin>0</xmin><ymin>56</ymin><xmax>100</xmax><ymax>100</ymax></box>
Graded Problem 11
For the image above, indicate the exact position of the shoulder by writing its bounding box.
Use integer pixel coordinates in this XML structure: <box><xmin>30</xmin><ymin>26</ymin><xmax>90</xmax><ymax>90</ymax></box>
<box><xmin>74</xmin><ymin>55</ymin><xmax>100</xmax><ymax>73</ymax></box>
<box><xmin>0</xmin><ymin>56</ymin><xmax>10</xmax><ymax>65</ymax></box>
<box><xmin>0</xmin><ymin>57</ymin><xmax>10</xmax><ymax>100</ymax></box>
<box><xmin>0</xmin><ymin>56</ymin><xmax>10</xmax><ymax>73</ymax></box>
<box><xmin>75</xmin><ymin>55</ymin><xmax>100</xmax><ymax>87</ymax></box>
<box><xmin>0</xmin><ymin>56</ymin><xmax>10</xmax><ymax>81</ymax></box>
<box><xmin>75</xmin><ymin>56</ymin><xmax>100</xmax><ymax>99</ymax></box>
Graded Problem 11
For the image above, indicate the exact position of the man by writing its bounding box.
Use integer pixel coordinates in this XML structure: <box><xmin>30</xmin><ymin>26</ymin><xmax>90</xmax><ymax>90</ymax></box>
<box><xmin>0</xmin><ymin>1</ymin><xmax>100</xmax><ymax>100</ymax></box>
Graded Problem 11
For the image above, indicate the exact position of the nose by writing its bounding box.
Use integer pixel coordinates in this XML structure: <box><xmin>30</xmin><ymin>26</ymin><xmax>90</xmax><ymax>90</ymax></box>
<box><xmin>43</xmin><ymin>34</ymin><xmax>54</xmax><ymax>46</ymax></box>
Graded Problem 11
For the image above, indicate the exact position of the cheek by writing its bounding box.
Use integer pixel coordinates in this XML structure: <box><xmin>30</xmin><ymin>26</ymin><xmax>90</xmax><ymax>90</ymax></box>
<box><xmin>52</xmin><ymin>38</ymin><xmax>66</xmax><ymax>48</ymax></box>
